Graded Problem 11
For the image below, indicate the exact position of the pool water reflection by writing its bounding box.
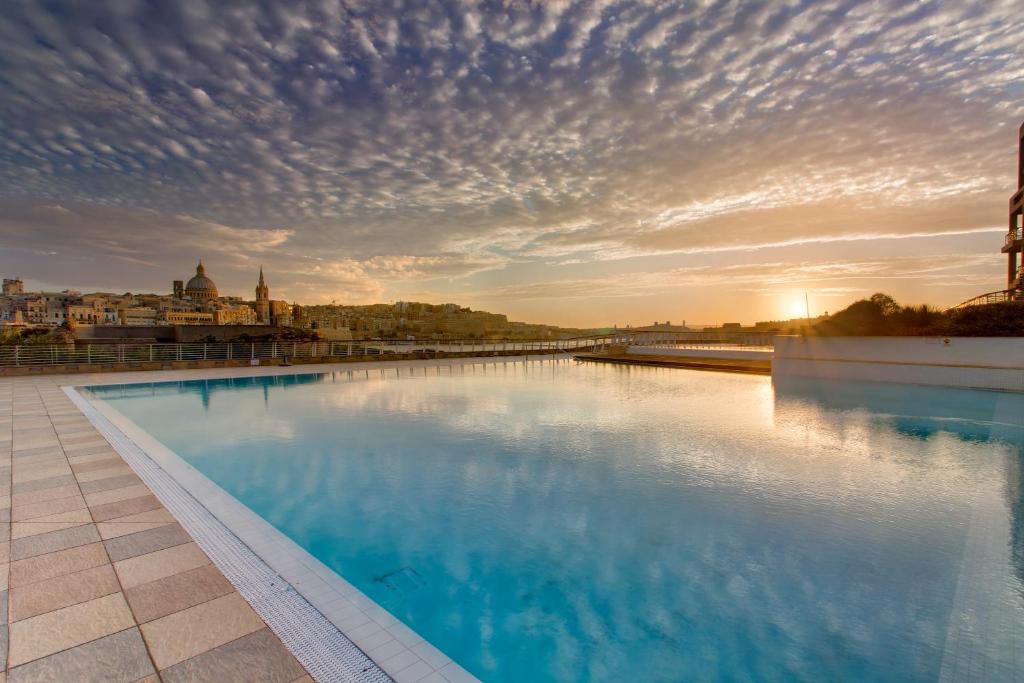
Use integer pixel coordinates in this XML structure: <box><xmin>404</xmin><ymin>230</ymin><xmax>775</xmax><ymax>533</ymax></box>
<box><xmin>87</xmin><ymin>361</ymin><xmax>1024</xmax><ymax>682</ymax></box>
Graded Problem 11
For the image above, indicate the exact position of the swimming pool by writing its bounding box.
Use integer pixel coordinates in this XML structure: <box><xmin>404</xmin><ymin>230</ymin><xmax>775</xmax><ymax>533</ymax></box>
<box><xmin>84</xmin><ymin>360</ymin><xmax>1024</xmax><ymax>682</ymax></box>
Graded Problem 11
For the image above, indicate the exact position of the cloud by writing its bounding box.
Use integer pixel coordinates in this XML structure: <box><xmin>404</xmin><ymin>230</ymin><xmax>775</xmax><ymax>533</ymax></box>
<box><xmin>468</xmin><ymin>253</ymin><xmax>1000</xmax><ymax>301</ymax></box>
<box><xmin>0</xmin><ymin>0</ymin><xmax>1020</xmax><ymax>319</ymax></box>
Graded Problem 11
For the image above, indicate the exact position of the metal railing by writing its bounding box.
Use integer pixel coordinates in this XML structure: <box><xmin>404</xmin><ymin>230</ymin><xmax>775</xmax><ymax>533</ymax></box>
<box><xmin>947</xmin><ymin>289</ymin><xmax>1022</xmax><ymax>311</ymax></box>
<box><xmin>0</xmin><ymin>331</ymin><xmax>777</xmax><ymax>369</ymax></box>
<box><xmin>0</xmin><ymin>339</ymin><xmax>571</xmax><ymax>368</ymax></box>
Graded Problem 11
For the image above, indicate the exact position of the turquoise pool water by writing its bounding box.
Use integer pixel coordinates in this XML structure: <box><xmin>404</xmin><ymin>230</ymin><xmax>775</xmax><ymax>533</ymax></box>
<box><xmin>86</xmin><ymin>360</ymin><xmax>1024</xmax><ymax>682</ymax></box>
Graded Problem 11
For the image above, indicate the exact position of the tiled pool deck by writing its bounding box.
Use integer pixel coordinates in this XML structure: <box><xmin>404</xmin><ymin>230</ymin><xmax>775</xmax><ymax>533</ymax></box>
<box><xmin>0</xmin><ymin>358</ymin><xmax>509</xmax><ymax>683</ymax></box>
<box><xmin>0</xmin><ymin>375</ymin><xmax>315</xmax><ymax>682</ymax></box>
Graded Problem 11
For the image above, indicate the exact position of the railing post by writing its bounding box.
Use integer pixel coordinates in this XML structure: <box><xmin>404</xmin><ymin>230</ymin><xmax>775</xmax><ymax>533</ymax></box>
<box><xmin>251</xmin><ymin>343</ymin><xmax>255</xmax><ymax>359</ymax></box>
<box><xmin>14</xmin><ymin>346</ymin><xmax>18</xmax><ymax>367</ymax></box>
<box><xmin>87</xmin><ymin>345</ymin><xmax>91</xmax><ymax>364</ymax></box>
<box><xmin>203</xmin><ymin>344</ymin><xmax>208</xmax><ymax>360</ymax></box>
<box><xmin>149</xmin><ymin>345</ymin><xmax>153</xmax><ymax>362</ymax></box>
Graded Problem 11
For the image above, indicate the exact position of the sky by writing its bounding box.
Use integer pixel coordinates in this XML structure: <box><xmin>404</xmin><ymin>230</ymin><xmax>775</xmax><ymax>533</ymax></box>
<box><xmin>0</xmin><ymin>1</ymin><xmax>1022</xmax><ymax>327</ymax></box>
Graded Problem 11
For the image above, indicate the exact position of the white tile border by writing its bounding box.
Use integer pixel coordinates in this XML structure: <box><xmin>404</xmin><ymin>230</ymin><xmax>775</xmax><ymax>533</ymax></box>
<box><xmin>62</xmin><ymin>362</ymin><xmax>499</xmax><ymax>683</ymax></box>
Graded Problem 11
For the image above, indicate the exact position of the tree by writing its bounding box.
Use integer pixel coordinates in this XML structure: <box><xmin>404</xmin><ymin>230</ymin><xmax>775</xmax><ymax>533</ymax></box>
<box><xmin>869</xmin><ymin>293</ymin><xmax>899</xmax><ymax>316</ymax></box>
<box><xmin>813</xmin><ymin>298</ymin><xmax>889</xmax><ymax>335</ymax></box>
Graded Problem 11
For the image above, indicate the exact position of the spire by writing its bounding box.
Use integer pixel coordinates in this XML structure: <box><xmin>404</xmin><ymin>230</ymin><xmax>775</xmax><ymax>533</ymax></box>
<box><xmin>256</xmin><ymin>265</ymin><xmax>269</xmax><ymax>307</ymax></box>
<box><xmin>196</xmin><ymin>259</ymin><xmax>205</xmax><ymax>277</ymax></box>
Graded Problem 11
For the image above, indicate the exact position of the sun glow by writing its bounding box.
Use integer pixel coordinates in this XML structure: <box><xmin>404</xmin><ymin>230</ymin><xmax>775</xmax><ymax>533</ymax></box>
<box><xmin>785</xmin><ymin>299</ymin><xmax>808</xmax><ymax>320</ymax></box>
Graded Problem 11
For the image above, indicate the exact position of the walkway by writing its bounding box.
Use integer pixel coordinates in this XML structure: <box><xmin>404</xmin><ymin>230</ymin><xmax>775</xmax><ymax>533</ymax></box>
<box><xmin>0</xmin><ymin>378</ymin><xmax>311</xmax><ymax>682</ymax></box>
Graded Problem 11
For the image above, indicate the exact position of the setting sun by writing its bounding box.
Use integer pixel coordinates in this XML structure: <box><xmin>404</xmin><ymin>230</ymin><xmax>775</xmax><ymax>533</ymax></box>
<box><xmin>784</xmin><ymin>297</ymin><xmax>809</xmax><ymax>320</ymax></box>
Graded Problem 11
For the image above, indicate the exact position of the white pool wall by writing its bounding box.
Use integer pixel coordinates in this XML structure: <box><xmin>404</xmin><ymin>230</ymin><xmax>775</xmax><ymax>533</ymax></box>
<box><xmin>773</xmin><ymin>336</ymin><xmax>1024</xmax><ymax>392</ymax></box>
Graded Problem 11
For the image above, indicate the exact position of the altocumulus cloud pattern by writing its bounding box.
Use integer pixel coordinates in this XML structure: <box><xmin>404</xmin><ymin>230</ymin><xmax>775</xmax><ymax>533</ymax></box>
<box><xmin>0</xmin><ymin>1</ymin><xmax>1021</xmax><ymax>315</ymax></box>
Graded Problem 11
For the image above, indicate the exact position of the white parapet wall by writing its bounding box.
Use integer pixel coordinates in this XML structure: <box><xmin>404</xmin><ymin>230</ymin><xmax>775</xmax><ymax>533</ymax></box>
<box><xmin>773</xmin><ymin>336</ymin><xmax>1024</xmax><ymax>392</ymax></box>
<box><xmin>627</xmin><ymin>346</ymin><xmax>772</xmax><ymax>360</ymax></box>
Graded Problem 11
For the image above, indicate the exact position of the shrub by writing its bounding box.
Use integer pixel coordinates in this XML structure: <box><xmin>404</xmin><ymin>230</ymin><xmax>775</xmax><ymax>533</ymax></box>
<box><xmin>811</xmin><ymin>294</ymin><xmax>1022</xmax><ymax>337</ymax></box>
<box><xmin>947</xmin><ymin>302</ymin><xmax>1024</xmax><ymax>337</ymax></box>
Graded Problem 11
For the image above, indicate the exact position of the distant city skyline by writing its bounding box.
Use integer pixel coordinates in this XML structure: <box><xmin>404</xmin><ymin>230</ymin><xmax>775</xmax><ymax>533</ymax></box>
<box><xmin>1</xmin><ymin>2</ymin><xmax>1022</xmax><ymax>326</ymax></box>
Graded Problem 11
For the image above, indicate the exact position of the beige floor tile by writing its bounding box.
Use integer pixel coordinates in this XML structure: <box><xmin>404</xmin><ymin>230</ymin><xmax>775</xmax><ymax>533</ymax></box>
<box><xmin>157</xmin><ymin>628</ymin><xmax>307</xmax><ymax>683</ymax></box>
<box><xmin>10</xmin><ymin>522</ymin><xmax>100</xmax><ymax>560</ymax></box>
<box><xmin>114</xmin><ymin>542</ymin><xmax>211</xmax><ymax>589</ymax></box>
<box><xmin>104</xmin><ymin>523</ymin><xmax>191</xmax><ymax>563</ymax></box>
<box><xmin>62</xmin><ymin>438</ymin><xmax>110</xmax><ymax>451</ymax></box>
<box><xmin>11</xmin><ymin>483</ymin><xmax>80</xmax><ymax>507</ymax></box>
<box><xmin>0</xmin><ymin>561</ymin><xmax>9</xmax><ymax>591</ymax></box>
<box><xmin>9</xmin><ymin>542</ymin><xmax>108</xmax><ymax>588</ymax></box>
<box><xmin>75</xmin><ymin>465</ymin><xmax>134</xmax><ymax>483</ymax></box>
<box><xmin>90</xmin><ymin>495</ymin><xmax>162</xmax><ymax>523</ymax></box>
<box><xmin>10</xmin><ymin>452</ymin><xmax>65</xmax><ymax>467</ymax></box>
<box><xmin>18</xmin><ymin>507</ymin><xmax>92</xmax><ymax>524</ymax></box>
<box><xmin>10</xmin><ymin>563</ymin><xmax>120</xmax><ymax>621</ymax></box>
<box><xmin>11</xmin><ymin>520</ymin><xmax>91</xmax><ymax>540</ymax></box>
<box><xmin>9</xmin><ymin>416</ymin><xmax>49</xmax><ymax>428</ymax></box>
<box><xmin>141</xmin><ymin>592</ymin><xmax>265</xmax><ymax>670</ymax></box>
<box><xmin>5</xmin><ymin>627</ymin><xmax>154</xmax><ymax>683</ymax></box>
<box><xmin>8</xmin><ymin>592</ymin><xmax>135</xmax><ymax>666</ymax></box>
<box><xmin>66</xmin><ymin>450</ymin><xmax>120</xmax><ymax>465</ymax></box>
<box><xmin>78</xmin><ymin>473</ymin><xmax>142</xmax><ymax>496</ymax></box>
<box><xmin>71</xmin><ymin>457</ymin><xmax>123</xmax><ymax>474</ymax></box>
<box><xmin>12</xmin><ymin>463</ymin><xmax>72</xmax><ymax>484</ymax></box>
<box><xmin>12</xmin><ymin>494</ymin><xmax>86</xmax><ymax>522</ymax></box>
<box><xmin>12</xmin><ymin>438</ymin><xmax>61</xmax><ymax>453</ymax></box>
<box><xmin>97</xmin><ymin>508</ymin><xmax>176</xmax><ymax>540</ymax></box>
<box><xmin>125</xmin><ymin>564</ymin><xmax>233</xmax><ymax>624</ymax></box>
<box><xmin>84</xmin><ymin>484</ymin><xmax>151</xmax><ymax>508</ymax></box>
<box><xmin>98</xmin><ymin>524</ymin><xmax>175</xmax><ymax>543</ymax></box>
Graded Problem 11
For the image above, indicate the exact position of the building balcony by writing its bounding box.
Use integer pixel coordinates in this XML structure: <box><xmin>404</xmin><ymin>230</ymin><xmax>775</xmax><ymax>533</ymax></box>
<box><xmin>1003</xmin><ymin>228</ymin><xmax>1023</xmax><ymax>253</ymax></box>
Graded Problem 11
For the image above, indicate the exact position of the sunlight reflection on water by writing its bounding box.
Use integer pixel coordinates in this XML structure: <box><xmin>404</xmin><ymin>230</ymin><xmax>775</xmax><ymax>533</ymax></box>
<box><xmin>88</xmin><ymin>360</ymin><xmax>1024</xmax><ymax>682</ymax></box>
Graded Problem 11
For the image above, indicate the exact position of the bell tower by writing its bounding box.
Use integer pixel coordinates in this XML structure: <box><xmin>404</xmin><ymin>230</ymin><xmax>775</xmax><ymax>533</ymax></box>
<box><xmin>255</xmin><ymin>267</ymin><xmax>270</xmax><ymax>324</ymax></box>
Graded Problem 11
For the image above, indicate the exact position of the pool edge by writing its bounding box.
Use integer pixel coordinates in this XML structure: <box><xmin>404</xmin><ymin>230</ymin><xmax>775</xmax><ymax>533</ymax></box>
<box><xmin>66</xmin><ymin>384</ymin><xmax>479</xmax><ymax>683</ymax></box>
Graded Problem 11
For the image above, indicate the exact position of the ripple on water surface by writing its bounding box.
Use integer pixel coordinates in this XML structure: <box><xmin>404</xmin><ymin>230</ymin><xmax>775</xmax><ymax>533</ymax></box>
<box><xmin>88</xmin><ymin>361</ymin><xmax>1024</xmax><ymax>682</ymax></box>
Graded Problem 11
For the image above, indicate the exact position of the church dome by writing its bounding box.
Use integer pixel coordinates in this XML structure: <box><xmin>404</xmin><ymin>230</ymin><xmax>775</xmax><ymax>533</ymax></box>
<box><xmin>185</xmin><ymin>260</ymin><xmax>219</xmax><ymax>300</ymax></box>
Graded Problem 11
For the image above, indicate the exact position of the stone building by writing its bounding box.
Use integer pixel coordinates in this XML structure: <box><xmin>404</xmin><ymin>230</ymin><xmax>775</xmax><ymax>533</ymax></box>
<box><xmin>184</xmin><ymin>260</ymin><xmax>219</xmax><ymax>301</ymax></box>
<box><xmin>2</xmin><ymin>278</ymin><xmax>23</xmax><ymax>295</ymax></box>
<box><xmin>270</xmin><ymin>299</ymin><xmax>292</xmax><ymax>327</ymax></box>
